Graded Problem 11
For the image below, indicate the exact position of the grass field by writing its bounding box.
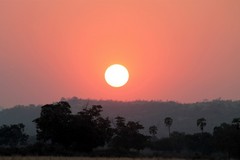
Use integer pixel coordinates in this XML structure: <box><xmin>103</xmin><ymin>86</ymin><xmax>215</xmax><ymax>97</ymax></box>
<box><xmin>0</xmin><ymin>157</ymin><xmax>185</xmax><ymax>160</ymax></box>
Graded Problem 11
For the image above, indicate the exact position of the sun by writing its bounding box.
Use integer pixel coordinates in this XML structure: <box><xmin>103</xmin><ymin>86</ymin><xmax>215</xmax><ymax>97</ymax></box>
<box><xmin>105</xmin><ymin>64</ymin><xmax>129</xmax><ymax>87</ymax></box>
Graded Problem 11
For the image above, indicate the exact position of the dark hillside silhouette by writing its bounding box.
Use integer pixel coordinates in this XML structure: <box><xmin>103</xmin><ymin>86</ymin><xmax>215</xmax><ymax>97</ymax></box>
<box><xmin>0</xmin><ymin>97</ymin><xmax>240</xmax><ymax>137</ymax></box>
<box><xmin>0</xmin><ymin>101</ymin><xmax>239</xmax><ymax>159</ymax></box>
<box><xmin>0</xmin><ymin>105</ymin><xmax>41</xmax><ymax>135</ymax></box>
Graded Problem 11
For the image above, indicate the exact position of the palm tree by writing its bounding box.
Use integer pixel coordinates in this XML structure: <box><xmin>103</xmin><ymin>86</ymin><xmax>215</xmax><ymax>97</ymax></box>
<box><xmin>149</xmin><ymin>125</ymin><xmax>158</xmax><ymax>137</ymax></box>
<box><xmin>197</xmin><ymin>118</ymin><xmax>206</xmax><ymax>133</ymax></box>
<box><xmin>164</xmin><ymin>117</ymin><xmax>173</xmax><ymax>137</ymax></box>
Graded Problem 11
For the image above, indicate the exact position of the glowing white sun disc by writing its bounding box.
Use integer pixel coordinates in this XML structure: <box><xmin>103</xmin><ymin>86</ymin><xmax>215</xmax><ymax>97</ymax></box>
<box><xmin>105</xmin><ymin>64</ymin><xmax>129</xmax><ymax>87</ymax></box>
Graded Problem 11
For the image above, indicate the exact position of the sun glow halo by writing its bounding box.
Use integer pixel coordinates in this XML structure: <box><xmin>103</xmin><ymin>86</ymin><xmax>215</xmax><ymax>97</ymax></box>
<box><xmin>105</xmin><ymin>64</ymin><xmax>129</xmax><ymax>87</ymax></box>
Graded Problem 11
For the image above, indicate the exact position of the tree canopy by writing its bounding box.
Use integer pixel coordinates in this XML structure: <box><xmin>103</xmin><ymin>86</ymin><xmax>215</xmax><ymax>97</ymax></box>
<box><xmin>0</xmin><ymin>123</ymin><xmax>28</xmax><ymax>147</ymax></box>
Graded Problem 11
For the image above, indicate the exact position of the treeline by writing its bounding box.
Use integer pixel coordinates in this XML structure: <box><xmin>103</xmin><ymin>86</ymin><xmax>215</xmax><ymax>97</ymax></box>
<box><xmin>0</xmin><ymin>101</ymin><xmax>239</xmax><ymax>159</ymax></box>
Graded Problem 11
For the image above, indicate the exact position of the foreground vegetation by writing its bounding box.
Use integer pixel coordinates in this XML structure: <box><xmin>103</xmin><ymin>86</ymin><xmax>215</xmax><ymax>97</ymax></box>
<box><xmin>0</xmin><ymin>101</ymin><xmax>239</xmax><ymax>159</ymax></box>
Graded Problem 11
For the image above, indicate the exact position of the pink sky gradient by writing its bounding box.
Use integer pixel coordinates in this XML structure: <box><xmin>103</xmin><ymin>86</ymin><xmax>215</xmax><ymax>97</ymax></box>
<box><xmin>0</xmin><ymin>0</ymin><xmax>240</xmax><ymax>107</ymax></box>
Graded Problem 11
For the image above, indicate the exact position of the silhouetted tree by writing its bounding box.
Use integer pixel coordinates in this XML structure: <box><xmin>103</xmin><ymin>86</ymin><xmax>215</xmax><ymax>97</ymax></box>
<box><xmin>110</xmin><ymin>116</ymin><xmax>148</xmax><ymax>151</ymax></box>
<box><xmin>34</xmin><ymin>102</ymin><xmax>113</xmax><ymax>152</ymax></box>
<box><xmin>164</xmin><ymin>117</ymin><xmax>173</xmax><ymax>137</ymax></box>
<box><xmin>70</xmin><ymin>105</ymin><xmax>113</xmax><ymax>151</ymax></box>
<box><xmin>186</xmin><ymin>132</ymin><xmax>213</xmax><ymax>154</ymax></box>
<box><xmin>0</xmin><ymin>123</ymin><xmax>29</xmax><ymax>147</ymax></box>
<box><xmin>149</xmin><ymin>125</ymin><xmax>158</xmax><ymax>137</ymax></box>
<box><xmin>213</xmin><ymin>123</ymin><xmax>240</xmax><ymax>159</ymax></box>
<box><xmin>115</xmin><ymin>116</ymin><xmax>126</xmax><ymax>128</ymax></box>
<box><xmin>232</xmin><ymin>117</ymin><xmax>240</xmax><ymax>129</ymax></box>
<box><xmin>170</xmin><ymin>131</ymin><xmax>187</xmax><ymax>152</ymax></box>
<box><xmin>33</xmin><ymin>101</ymin><xmax>72</xmax><ymax>145</ymax></box>
<box><xmin>150</xmin><ymin>132</ymin><xmax>186</xmax><ymax>152</ymax></box>
<box><xmin>197</xmin><ymin>118</ymin><xmax>207</xmax><ymax>133</ymax></box>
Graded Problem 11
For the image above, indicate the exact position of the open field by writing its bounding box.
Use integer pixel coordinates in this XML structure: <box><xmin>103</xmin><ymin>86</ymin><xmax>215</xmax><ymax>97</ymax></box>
<box><xmin>0</xmin><ymin>157</ymin><xmax>187</xmax><ymax>160</ymax></box>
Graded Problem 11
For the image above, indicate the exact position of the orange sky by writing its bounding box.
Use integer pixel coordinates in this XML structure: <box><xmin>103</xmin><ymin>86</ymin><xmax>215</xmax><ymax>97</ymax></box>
<box><xmin>0</xmin><ymin>0</ymin><xmax>240</xmax><ymax>107</ymax></box>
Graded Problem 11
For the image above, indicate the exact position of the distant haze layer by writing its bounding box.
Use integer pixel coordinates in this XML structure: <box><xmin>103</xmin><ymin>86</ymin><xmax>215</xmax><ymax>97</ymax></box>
<box><xmin>0</xmin><ymin>0</ymin><xmax>240</xmax><ymax>107</ymax></box>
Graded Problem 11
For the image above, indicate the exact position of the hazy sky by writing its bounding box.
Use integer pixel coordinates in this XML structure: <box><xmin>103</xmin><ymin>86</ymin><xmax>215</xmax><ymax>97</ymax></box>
<box><xmin>0</xmin><ymin>0</ymin><xmax>240</xmax><ymax>107</ymax></box>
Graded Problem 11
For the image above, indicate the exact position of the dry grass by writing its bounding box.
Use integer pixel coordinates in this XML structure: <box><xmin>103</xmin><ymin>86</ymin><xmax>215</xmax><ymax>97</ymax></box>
<box><xmin>0</xmin><ymin>157</ymin><xmax>185</xmax><ymax>160</ymax></box>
